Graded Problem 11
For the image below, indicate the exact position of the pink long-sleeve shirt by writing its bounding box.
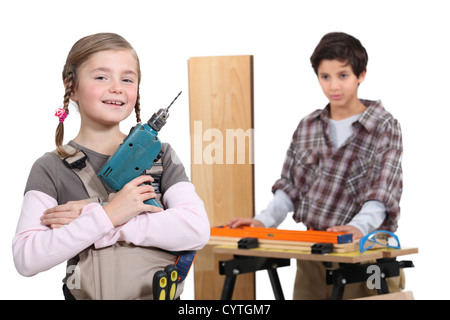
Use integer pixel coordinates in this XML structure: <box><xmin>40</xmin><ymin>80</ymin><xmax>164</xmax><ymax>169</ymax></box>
<box><xmin>13</xmin><ymin>181</ymin><xmax>210</xmax><ymax>277</ymax></box>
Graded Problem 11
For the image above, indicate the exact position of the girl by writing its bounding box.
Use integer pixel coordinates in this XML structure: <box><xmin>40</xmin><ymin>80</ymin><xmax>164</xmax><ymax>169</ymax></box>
<box><xmin>12</xmin><ymin>33</ymin><xmax>210</xmax><ymax>299</ymax></box>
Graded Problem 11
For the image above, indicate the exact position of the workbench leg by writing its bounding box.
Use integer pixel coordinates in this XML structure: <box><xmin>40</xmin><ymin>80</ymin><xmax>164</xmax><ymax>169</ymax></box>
<box><xmin>377</xmin><ymin>275</ymin><xmax>389</xmax><ymax>295</ymax></box>
<box><xmin>267</xmin><ymin>268</ymin><xmax>285</xmax><ymax>300</ymax></box>
<box><xmin>221</xmin><ymin>275</ymin><xmax>237</xmax><ymax>300</ymax></box>
<box><xmin>330</xmin><ymin>274</ymin><xmax>345</xmax><ymax>300</ymax></box>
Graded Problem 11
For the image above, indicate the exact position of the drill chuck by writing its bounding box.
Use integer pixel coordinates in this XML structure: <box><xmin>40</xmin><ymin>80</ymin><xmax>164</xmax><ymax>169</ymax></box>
<box><xmin>147</xmin><ymin>91</ymin><xmax>182</xmax><ymax>132</ymax></box>
<box><xmin>148</xmin><ymin>108</ymin><xmax>169</xmax><ymax>132</ymax></box>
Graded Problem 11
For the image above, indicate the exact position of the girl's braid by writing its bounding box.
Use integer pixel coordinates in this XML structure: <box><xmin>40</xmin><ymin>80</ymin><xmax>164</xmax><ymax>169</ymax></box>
<box><xmin>135</xmin><ymin>90</ymin><xmax>141</xmax><ymax>123</ymax></box>
<box><xmin>55</xmin><ymin>71</ymin><xmax>75</xmax><ymax>158</ymax></box>
<box><xmin>63</xmin><ymin>71</ymin><xmax>74</xmax><ymax>113</ymax></box>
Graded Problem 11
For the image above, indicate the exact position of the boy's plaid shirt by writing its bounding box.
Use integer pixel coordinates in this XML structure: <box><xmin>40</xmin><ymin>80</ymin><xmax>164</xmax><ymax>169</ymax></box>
<box><xmin>272</xmin><ymin>100</ymin><xmax>403</xmax><ymax>232</ymax></box>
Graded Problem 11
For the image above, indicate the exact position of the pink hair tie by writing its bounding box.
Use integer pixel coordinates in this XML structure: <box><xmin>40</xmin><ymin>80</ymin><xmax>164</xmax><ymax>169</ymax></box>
<box><xmin>55</xmin><ymin>107</ymin><xmax>68</xmax><ymax>123</ymax></box>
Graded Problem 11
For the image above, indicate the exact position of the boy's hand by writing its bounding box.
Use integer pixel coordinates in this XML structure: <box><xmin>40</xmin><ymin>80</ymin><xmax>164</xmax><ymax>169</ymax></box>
<box><xmin>41</xmin><ymin>200</ymin><xmax>90</xmax><ymax>229</ymax></box>
<box><xmin>326</xmin><ymin>225</ymin><xmax>363</xmax><ymax>240</ymax></box>
<box><xmin>226</xmin><ymin>217</ymin><xmax>265</xmax><ymax>229</ymax></box>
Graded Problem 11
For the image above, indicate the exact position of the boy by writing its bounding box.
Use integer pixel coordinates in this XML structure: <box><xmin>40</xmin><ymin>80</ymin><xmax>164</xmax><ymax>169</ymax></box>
<box><xmin>227</xmin><ymin>32</ymin><xmax>403</xmax><ymax>299</ymax></box>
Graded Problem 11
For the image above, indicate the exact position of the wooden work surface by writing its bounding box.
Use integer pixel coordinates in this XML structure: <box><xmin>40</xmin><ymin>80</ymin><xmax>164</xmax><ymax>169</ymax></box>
<box><xmin>210</xmin><ymin>243</ymin><xmax>418</xmax><ymax>264</ymax></box>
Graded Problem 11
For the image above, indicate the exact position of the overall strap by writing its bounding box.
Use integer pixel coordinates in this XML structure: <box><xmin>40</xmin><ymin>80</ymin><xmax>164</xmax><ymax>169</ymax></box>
<box><xmin>54</xmin><ymin>145</ymin><xmax>109</xmax><ymax>204</ymax></box>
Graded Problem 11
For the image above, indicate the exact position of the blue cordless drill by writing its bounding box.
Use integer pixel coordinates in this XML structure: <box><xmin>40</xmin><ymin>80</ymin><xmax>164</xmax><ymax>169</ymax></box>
<box><xmin>97</xmin><ymin>91</ymin><xmax>182</xmax><ymax>207</ymax></box>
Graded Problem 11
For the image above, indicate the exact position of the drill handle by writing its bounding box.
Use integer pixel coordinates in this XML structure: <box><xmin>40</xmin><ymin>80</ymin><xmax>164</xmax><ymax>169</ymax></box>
<box><xmin>145</xmin><ymin>198</ymin><xmax>161</xmax><ymax>207</ymax></box>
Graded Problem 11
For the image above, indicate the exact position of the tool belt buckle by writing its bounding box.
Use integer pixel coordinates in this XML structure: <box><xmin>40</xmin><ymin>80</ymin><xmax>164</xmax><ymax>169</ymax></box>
<box><xmin>62</xmin><ymin>150</ymin><xmax>88</xmax><ymax>170</ymax></box>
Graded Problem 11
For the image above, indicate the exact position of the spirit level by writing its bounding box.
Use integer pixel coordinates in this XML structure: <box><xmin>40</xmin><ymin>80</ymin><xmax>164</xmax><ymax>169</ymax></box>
<box><xmin>211</xmin><ymin>226</ymin><xmax>352</xmax><ymax>244</ymax></box>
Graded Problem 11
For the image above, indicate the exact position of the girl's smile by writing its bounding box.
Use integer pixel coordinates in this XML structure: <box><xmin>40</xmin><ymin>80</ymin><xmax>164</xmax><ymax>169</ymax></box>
<box><xmin>103</xmin><ymin>99</ymin><xmax>126</xmax><ymax>108</ymax></box>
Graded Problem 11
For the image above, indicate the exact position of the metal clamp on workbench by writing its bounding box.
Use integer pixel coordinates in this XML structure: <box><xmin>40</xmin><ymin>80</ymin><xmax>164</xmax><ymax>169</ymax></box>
<box><xmin>238</xmin><ymin>237</ymin><xmax>259</xmax><ymax>249</ymax></box>
<box><xmin>219</xmin><ymin>256</ymin><xmax>290</xmax><ymax>300</ymax></box>
<box><xmin>311</xmin><ymin>242</ymin><xmax>334</xmax><ymax>254</ymax></box>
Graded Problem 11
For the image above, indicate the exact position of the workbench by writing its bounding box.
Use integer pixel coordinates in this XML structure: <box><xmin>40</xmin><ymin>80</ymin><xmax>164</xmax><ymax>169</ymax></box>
<box><xmin>208</xmin><ymin>238</ymin><xmax>418</xmax><ymax>300</ymax></box>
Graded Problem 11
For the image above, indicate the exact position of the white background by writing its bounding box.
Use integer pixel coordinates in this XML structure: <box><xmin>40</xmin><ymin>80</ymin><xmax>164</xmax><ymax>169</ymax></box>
<box><xmin>1</xmin><ymin>0</ymin><xmax>449</xmax><ymax>300</ymax></box>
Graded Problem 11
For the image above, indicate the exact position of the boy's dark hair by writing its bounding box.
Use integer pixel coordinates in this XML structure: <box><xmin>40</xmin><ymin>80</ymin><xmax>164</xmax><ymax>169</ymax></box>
<box><xmin>310</xmin><ymin>32</ymin><xmax>368</xmax><ymax>77</ymax></box>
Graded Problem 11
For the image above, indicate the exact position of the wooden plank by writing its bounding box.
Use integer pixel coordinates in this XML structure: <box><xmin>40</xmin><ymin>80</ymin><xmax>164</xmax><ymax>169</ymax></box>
<box><xmin>208</xmin><ymin>236</ymin><xmax>358</xmax><ymax>253</ymax></box>
<box><xmin>212</xmin><ymin>245</ymin><xmax>383</xmax><ymax>263</ymax></box>
<box><xmin>189</xmin><ymin>55</ymin><xmax>255</xmax><ymax>300</ymax></box>
<box><xmin>381</xmin><ymin>247</ymin><xmax>419</xmax><ymax>258</ymax></box>
<box><xmin>212</xmin><ymin>244</ymin><xmax>418</xmax><ymax>264</ymax></box>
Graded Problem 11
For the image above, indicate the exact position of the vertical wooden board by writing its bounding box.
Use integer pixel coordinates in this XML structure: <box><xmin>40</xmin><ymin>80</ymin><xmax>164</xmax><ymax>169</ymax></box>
<box><xmin>189</xmin><ymin>55</ymin><xmax>254</xmax><ymax>226</ymax></box>
<box><xmin>188</xmin><ymin>56</ymin><xmax>255</xmax><ymax>299</ymax></box>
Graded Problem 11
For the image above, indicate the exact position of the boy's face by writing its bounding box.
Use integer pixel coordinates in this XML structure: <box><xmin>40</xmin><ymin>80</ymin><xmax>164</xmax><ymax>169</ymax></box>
<box><xmin>317</xmin><ymin>59</ymin><xmax>366</xmax><ymax>118</ymax></box>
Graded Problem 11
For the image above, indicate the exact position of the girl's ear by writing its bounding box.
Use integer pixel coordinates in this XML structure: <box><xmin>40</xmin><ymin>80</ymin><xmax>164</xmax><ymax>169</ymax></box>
<box><xmin>70</xmin><ymin>91</ymin><xmax>78</xmax><ymax>102</ymax></box>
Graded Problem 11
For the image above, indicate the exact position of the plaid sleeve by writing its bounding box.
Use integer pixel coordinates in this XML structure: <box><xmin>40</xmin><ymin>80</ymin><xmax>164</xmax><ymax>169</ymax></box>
<box><xmin>365</xmin><ymin>119</ymin><xmax>403</xmax><ymax>232</ymax></box>
<box><xmin>272</xmin><ymin>127</ymin><xmax>301</xmax><ymax>205</ymax></box>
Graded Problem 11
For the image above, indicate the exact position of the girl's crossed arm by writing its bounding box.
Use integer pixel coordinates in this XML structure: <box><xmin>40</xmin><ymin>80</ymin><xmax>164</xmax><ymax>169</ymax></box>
<box><xmin>93</xmin><ymin>181</ymin><xmax>210</xmax><ymax>252</ymax></box>
<box><xmin>38</xmin><ymin>181</ymin><xmax>210</xmax><ymax>252</ymax></box>
<box><xmin>12</xmin><ymin>190</ymin><xmax>114</xmax><ymax>277</ymax></box>
<box><xmin>12</xmin><ymin>175</ymin><xmax>165</xmax><ymax>276</ymax></box>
